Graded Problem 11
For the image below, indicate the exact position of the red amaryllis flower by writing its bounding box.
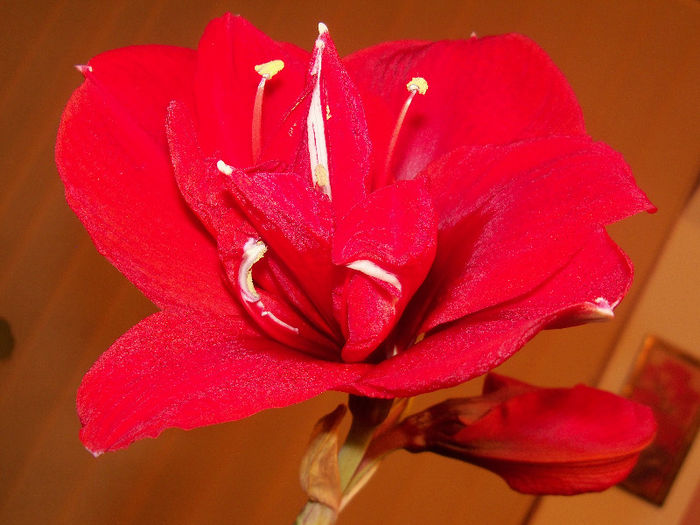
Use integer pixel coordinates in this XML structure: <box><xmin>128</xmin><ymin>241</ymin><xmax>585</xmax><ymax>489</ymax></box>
<box><xmin>56</xmin><ymin>14</ymin><xmax>654</xmax><ymax>455</ymax></box>
<box><xmin>391</xmin><ymin>373</ymin><xmax>657</xmax><ymax>494</ymax></box>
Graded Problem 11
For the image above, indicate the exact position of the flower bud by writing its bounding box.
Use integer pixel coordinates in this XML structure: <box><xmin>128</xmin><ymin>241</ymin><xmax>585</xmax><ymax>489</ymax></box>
<box><xmin>396</xmin><ymin>373</ymin><xmax>656</xmax><ymax>495</ymax></box>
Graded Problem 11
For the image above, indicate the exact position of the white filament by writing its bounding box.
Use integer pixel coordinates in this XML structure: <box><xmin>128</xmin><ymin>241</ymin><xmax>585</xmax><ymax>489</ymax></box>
<box><xmin>307</xmin><ymin>26</ymin><xmax>331</xmax><ymax>198</ymax></box>
<box><xmin>346</xmin><ymin>260</ymin><xmax>402</xmax><ymax>293</ymax></box>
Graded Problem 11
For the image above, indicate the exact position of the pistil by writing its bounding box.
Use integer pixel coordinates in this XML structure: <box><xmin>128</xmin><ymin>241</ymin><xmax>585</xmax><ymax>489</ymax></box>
<box><xmin>382</xmin><ymin>77</ymin><xmax>428</xmax><ymax>186</ymax></box>
<box><xmin>252</xmin><ymin>59</ymin><xmax>285</xmax><ymax>163</ymax></box>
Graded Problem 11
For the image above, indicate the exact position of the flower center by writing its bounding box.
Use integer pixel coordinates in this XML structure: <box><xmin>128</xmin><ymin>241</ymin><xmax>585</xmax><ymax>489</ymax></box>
<box><xmin>252</xmin><ymin>59</ymin><xmax>285</xmax><ymax>163</ymax></box>
<box><xmin>307</xmin><ymin>23</ymin><xmax>332</xmax><ymax>199</ymax></box>
<box><xmin>382</xmin><ymin>77</ymin><xmax>429</xmax><ymax>186</ymax></box>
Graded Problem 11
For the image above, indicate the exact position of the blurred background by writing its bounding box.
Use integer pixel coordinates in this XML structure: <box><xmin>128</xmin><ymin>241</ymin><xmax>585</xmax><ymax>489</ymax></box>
<box><xmin>1</xmin><ymin>0</ymin><xmax>698</xmax><ymax>523</ymax></box>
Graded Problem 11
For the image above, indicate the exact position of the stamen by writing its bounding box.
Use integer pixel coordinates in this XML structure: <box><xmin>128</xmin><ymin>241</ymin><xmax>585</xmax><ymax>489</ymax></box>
<box><xmin>307</xmin><ymin>24</ymin><xmax>332</xmax><ymax>199</ymax></box>
<box><xmin>261</xmin><ymin>311</ymin><xmax>300</xmax><ymax>333</ymax></box>
<box><xmin>238</xmin><ymin>238</ymin><xmax>301</xmax><ymax>335</ymax></box>
<box><xmin>382</xmin><ymin>77</ymin><xmax>429</xmax><ymax>186</ymax></box>
<box><xmin>239</xmin><ymin>239</ymin><xmax>267</xmax><ymax>302</ymax></box>
<box><xmin>252</xmin><ymin>59</ymin><xmax>285</xmax><ymax>163</ymax></box>
<box><xmin>216</xmin><ymin>159</ymin><xmax>234</xmax><ymax>176</ymax></box>
<box><xmin>346</xmin><ymin>259</ymin><xmax>402</xmax><ymax>294</ymax></box>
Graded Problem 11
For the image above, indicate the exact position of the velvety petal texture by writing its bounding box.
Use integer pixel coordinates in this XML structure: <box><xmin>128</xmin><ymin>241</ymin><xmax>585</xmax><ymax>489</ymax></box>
<box><xmin>195</xmin><ymin>14</ymin><xmax>309</xmax><ymax>165</ymax></box>
<box><xmin>78</xmin><ymin>309</ymin><xmax>371</xmax><ymax>454</ymax></box>
<box><xmin>415</xmin><ymin>136</ymin><xmax>654</xmax><ymax>332</ymax></box>
<box><xmin>344</xmin><ymin>35</ymin><xmax>586</xmax><ymax>182</ymax></box>
<box><xmin>58</xmin><ymin>14</ymin><xmax>654</xmax><ymax>459</ymax></box>
<box><xmin>56</xmin><ymin>45</ymin><xmax>240</xmax><ymax>317</ymax></box>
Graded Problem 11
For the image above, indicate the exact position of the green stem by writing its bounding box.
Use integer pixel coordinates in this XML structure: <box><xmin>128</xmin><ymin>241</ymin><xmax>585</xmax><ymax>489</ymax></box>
<box><xmin>294</xmin><ymin>396</ymin><xmax>393</xmax><ymax>524</ymax></box>
<box><xmin>337</xmin><ymin>417</ymin><xmax>376</xmax><ymax>490</ymax></box>
<box><xmin>337</xmin><ymin>396</ymin><xmax>393</xmax><ymax>490</ymax></box>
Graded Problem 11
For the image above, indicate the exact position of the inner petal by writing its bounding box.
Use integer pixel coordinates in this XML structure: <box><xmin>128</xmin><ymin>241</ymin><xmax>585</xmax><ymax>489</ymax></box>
<box><xmin>332</xmin><ymin>180</ymin><xmax>437</xmax><ymax>362</ymax></box>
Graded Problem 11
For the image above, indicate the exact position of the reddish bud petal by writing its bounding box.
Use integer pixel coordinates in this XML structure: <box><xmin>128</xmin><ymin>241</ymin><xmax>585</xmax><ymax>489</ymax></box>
<box><xmin>399</xmin><ymin>374</ymin><xmax>656</xmax><ymax>495</ymax></box>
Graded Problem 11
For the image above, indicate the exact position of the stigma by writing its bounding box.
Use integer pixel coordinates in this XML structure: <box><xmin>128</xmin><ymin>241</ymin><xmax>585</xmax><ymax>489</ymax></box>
<box><xmin>307</xmin><ymin>23</ymin><xmax>332</xmax><ymax>199</ymax></box>
<box><xmin>252</xmin><ymin>59</ymin><xmax>285</xmax><ymax>163</ymax></box>
<box><xmin>382</xmin><ymin>76</ymin><xmax>429</xmax><ymax>186</ymax></box>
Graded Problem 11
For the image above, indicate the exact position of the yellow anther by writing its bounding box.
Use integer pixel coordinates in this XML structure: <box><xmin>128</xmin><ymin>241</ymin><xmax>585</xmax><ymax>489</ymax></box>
<box><xmin>380</xmin><ymin>76</ymin><xmax>430</xmax><ymax>187</ymax></box>
<box><xmin>406</xmin><ymin>77</ymin><xmax>428</xmax><ymax>95</ymax></box>
<box><xmin>246</xmin><ymin>241</ymin><xmax>267</xmax><ymax>295</ymax></box>
<box><xmin>254</xmin><ymin>59</ymin><xmax>285</xmax><ymax>79</ymax></box>
<box><xmin>325</xmin><ymin>104</ymin><xmax>331</xmax><ymax>120</ymax></box>
<box><xmin>314</xmin><ymin>164</ymin><xmax>329</xmax><ymax>188</ymax></box>
<box><xmin>240</xmin><ymin>239</ymin><xmax>268</xmax><ymax>302</ymax></box>
<box><xmin>414</xmin><ymin>332</ymin><xmax>426</xmax><ymax>344</ymax></box>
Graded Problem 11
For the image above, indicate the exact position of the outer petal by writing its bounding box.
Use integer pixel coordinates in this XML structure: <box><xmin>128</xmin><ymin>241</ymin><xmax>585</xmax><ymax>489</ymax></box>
<box><xmin>56</xmin><ymin>46</ymin><xmax>240</xmax><ymax>316</ymax></box>
<box><xmin>78</xmin><ymin>310</ymin><xmax>371</xmax><ymax>455</ymax></box>
<box><xmin>194</xmin><ymin>13</ymin><xmax>309</xmax><ymax>165</ymax></box>
<box><xmin>332</xmin><ymin>180</ymin><xmax>437</xmax><ymax>361</ymax></box>
<box><xmin>414</xmin><ymin>136</ymin><xmax>654</xmax><ymax>332</ymax></box>
<box><xmin>344</xmin><ymin>35</ymin><xmax>586</xmax><ymax>181</ymax></box>
<box><xmin>358</xmin><ymin>231</ymin><xmax>634</xmax><ymax>396</ymax></box>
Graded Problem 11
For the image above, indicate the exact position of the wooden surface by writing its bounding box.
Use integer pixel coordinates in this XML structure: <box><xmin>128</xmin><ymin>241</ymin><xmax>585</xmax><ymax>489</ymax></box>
<box><xmin>1</xmin><ymin>1</ymin><xmax>698</xmax><ymax>524</ymax></box>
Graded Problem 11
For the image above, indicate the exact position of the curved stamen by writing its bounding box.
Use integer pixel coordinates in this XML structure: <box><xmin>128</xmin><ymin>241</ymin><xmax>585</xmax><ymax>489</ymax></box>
<box><xmin>381</xmin><ymin>77</ymin><xmax>429</xmax><ymax>187</ymax></box>
<box><xmin>252</xmin><ymin>59</ymin><xmax>285</xmax><ymax>163</ymax></box>
<box><xmin>239</xmin><ymin>239</ymin><xmax>268</xmax><ymax>302</ymax></box>
<box><xmin>238</xmin><ymin>238</ymin><xmax>300</xmax><ymax>334</ymax></box>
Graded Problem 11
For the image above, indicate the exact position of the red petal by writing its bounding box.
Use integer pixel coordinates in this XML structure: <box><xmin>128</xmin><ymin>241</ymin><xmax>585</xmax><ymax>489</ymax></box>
<box><xmin>453</xmin><ymin>381</ymin><xmax>656</xmax><ymax>494</ymax></box>
<box><xmin>344</xmin><ymin>35</ymin><xmax>586</xmax><ymax>181</ymax></box>
<box><xmin>78</xmin><ymin>310</ymin><xmax>370</xmax><ymax>454</ymax></box>
<box><xmin>194</xmin><ymin>14</ymin><xmax>309</xmax><ymax>165</ymax></box>
<box><xmin>167</xmin><ymin>101</ymin><xmax>253</xmax><ymax>237</ymax></box>
<box><xmin>416</xmin><ymin>136</ymin><xmax>654</xmax><ymax>332</ymax></box>
<box><xmin>225</xmin><ymin>167</ymin><xmax>338</xmax><ymax>323</ymax></box>
<box><xmin>168</xmin><ymin>103</ymin><xmax>340</xmax><ymax>354</ymax></box>
<box><xmin>359</xmin><ymin>231</ymin><xmax>635</xmax><ymax>396</ymax></box>
<box><xmin>56</xmin><ymin>46</ymin><xmax>240</xmax><ymax>316</ymax></box>
<box><xmin>280</xmin><ymin>26</ymin><xmax>372</xmax><ymax>218</ymax></box>
<box><xmin>332</xmin><ymin>180</ymin><xmax>437</xmax><ymax>361</ymax></box>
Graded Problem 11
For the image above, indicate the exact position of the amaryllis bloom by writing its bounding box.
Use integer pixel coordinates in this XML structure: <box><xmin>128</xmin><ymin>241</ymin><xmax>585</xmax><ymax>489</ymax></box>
<box><xmin>56</xmin><ymin>14</ymin><xmax>654</xmax><ymax>455</ymax></box>
<box><xmin>389</xmin><ymin>373</ymin><xmax>657</xmax><ymax>494</ymax></box>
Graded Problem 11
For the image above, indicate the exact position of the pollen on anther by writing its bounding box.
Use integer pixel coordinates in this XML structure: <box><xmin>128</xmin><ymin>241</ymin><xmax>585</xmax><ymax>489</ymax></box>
<box><xmin>254</xmin><ymin>59</ymin><xmax>285</xmax><ymax>79</ymax></box>
<box><xmin>406</xmin><ymin>77</ymin><xmax>428</xmax><ymax>95</ymax></box>
<box><xmin>314</xmin><ymin>164</ymin><xmax>329</xmax><ymax>188</ymax></box>
<box><xmin>216</xmin><ymin>160</ymin><xmax>233</xmax><ymax>176</ymax></box>
<box><xmin>240</xmin><ymin>239</ymin><xmax>268</xmax><ymax>302</ymax></box>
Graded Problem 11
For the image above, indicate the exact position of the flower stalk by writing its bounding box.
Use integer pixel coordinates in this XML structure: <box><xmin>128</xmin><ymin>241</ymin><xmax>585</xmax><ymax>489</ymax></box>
<box><xmin>296</xmin><ymin>396</ymin><xmax>393</xmax><ymax>524</ymax></box>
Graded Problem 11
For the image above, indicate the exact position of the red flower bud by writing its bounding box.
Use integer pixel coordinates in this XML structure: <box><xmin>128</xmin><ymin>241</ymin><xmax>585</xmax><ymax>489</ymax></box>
<box><xmin>397</xmin><ymin>374</ymin><xmax>656</xmax><ymax>495</ymax></box>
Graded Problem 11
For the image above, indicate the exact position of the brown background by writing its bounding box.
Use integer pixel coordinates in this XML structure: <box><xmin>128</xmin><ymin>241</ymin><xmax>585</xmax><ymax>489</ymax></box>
<box><xmin>1</xmin><ymin>0</ymin><xmax>698</xmax><ymax>523</ymax></box>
